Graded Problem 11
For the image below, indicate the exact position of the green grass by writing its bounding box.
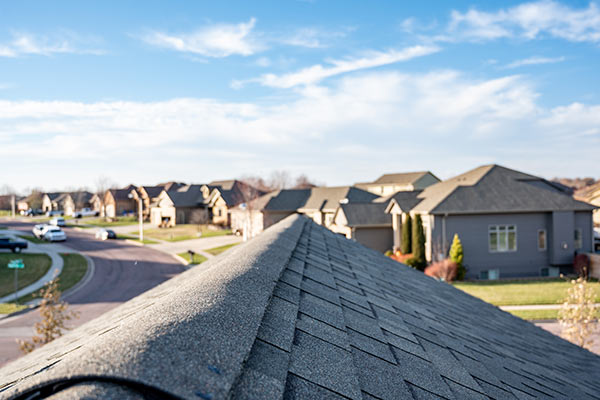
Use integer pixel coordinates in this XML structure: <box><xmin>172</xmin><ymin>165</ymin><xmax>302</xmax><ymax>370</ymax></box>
<box><xmin>0</xmin><ymin>210</ymin><xmax>12</xmax><ymax>217</ymax></box>
<box><xmin>137</xmin><ymin>224</ymin><xmax>232</xmax><ymax>242</ymax></box>
<box><xmin>0</xmin><ymin>253</ymin><xmax>52</xmax><ymax>298</ymax></box>
<box><xmin>177</xmin><ymin>252</ymin><xmax>208</xmax><ymax>265</ymax></box>
<box><xmin>116</xmin><ymin>234</ymin><xmax>159</xmax><ymax>245</ymax></box>
<box><xmin>0</xmin><ymin>303</ymin><xmax>27</xmax><ymax>314</ymax></box>
<box><xmin>18</xmin><ymin>234</ymin><xmax>47</xmax><ymax>244</ymax></box>
<box><xmin>0</xmin><ymin>253</ymin><xmax>88</xmax><ymax>313</ymax></box>
<box><xmin>84</xmin><ymin>216</ymin><xmax>138</xmax><ymax>227</ymax></box>
<box><xmin>205</xmin><ymin>243</ymin><xmax>239</xmax><ymax>256</ymax></box>
<box><xmin>454</xmin><ymin>279</ymin><xmax>600</xmax><ymax>306</ymax></box>
<box><xmin>507</xmin><ymin>308</ymin><xmax>600</xmax><ymax>321</ymax></box>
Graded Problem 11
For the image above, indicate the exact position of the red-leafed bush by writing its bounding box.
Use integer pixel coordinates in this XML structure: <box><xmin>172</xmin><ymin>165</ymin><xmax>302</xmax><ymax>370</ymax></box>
<box><xmin>424</xmin><ymin>259</ymin><xmax>458</xmax><ymax>282</ymax></box>
<box><xmin>389</xmin><ymin>251</ymin><xmax>414</xmax><ymax>264</ymax></box>
<box><xmin>573</xmin><ymin>253</ymin><xmax>590</xmax><ymax>278</ymax></box>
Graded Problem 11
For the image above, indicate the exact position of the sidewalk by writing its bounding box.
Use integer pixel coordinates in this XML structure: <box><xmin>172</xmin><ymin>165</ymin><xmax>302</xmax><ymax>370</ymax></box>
<box><xmin>0</xmin><ymin>230</ymin><xmax>74</xmax><ymax>304</ymax></box>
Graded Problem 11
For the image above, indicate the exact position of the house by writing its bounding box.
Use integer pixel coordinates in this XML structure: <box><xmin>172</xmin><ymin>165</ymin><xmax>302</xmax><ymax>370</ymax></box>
<box><xmin>230</xmin><ymin>186</ymin><xmax>378</xmax><ymax>238</ymax></box>
<box><xmin>206</xmin><ymin>180</ymin><xmax>265</xmax><ymax>226</ymax></box>
<box><xmin>388</xmin><ymin>165</ymin><xmax>596</xmax><ymax>279</ymax></box>
<box><xmin>355</xmin><ymin>171</ymin><xmax>440</xmax><ymax>195</ymax></box>
<box><xmin>130</xmin><ymin>185</ymin><xmax>167</xmax><ymax>220</ymax></box>
<box><xmin>104</xmin><ymin>187</ymin><xmax>137</xmax><ymax>218</ymax></box>
<box><xmin>90</xmin><ymin>193</ymin><xmax>103</xmax><ymax>215</ymax></box>
<box><xmin>576</xmin><ymin>182</ymin><xmax>600</xmax><ymax>226</ymax></box>
<box><xmin>17</xmin><ymin>192</ymin><xmax>43</xmax><ymax>213</ymax></box>
<box><xmin>150</xmin><ymin>184</ymin><xmax>209</xmax><ymax>227</ymax></box>
<box><xmin>2</xmin><ymin>214</ymin><xmax>600</xmax><ymax>399</ymax></box>
<box><xmin>41</xmin><ymin>192</ymin><xmax>64</xmax><ymax>213</ymax></box>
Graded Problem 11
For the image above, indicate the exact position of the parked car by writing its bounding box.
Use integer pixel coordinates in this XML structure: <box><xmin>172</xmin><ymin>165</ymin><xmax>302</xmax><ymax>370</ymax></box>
<box><xmin>0</xmin><ymin>237</ymin><xmax>28</xmax><ymax>253</ymax></box>
<box><xmin>43</xmin><ymin>227</ymin><xmax>67</xmax><ymax>242</ymax></box>
<box><xmin>45</xmin><ymin>210</ymin><xmax>64</xmax><ymax>217</ymax></box>
<box><xmin>32</xmin><ymin>224</ymin><xmax>48</xmax><ymax>238</ymax></box>
<box><xmin>73</xmin><ymin>208</ymin><xmax>100</xmax><ymax>218</ymax></box>
<box><xmin>49</xmin><ymin>217</ymin><xmax>66</xmax><ymax>227</ymax></box>
<box><xmin>95</xmin><ymin>228</ymin><xmax>117</xmax><ymax>240</ymax></box>
<box><xmin>21</xmin><ymin>208</ymin><xmax>43</xmax><ymax>216</ymax></box>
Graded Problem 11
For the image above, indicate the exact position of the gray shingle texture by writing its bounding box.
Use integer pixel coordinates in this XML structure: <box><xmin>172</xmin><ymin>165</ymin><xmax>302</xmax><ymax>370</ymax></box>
<box><xmin>1</xmin><ymin>214</ymin><xmax>600</xmax><ymax>399</ymax></box>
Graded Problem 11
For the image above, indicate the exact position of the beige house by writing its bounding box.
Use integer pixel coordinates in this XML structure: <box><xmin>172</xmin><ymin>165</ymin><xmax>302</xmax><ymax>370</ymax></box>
<box><xmin>576</xmin><ymin>182</ymin><xmax>600</xmax><ymax>226</ymax></box>
<box><xmin>205</xmin><ymin>180</ymin><xmax>265</xmax><ymax>226</ymax></box>
<box><xmin>130</xmin><ymin>185</ymin><xmax>167</xmax><ymax>220</ymax></box>
<box><xmin>150</xmin><ymin>185</ymin><xmax>209</xmax><ymax>227</ymax></box>
<box><xmin>104</xmin><ymin>187</ymin><xmax>136</xmax><ymax>218</ymax></box>
<box><xmin>41</xmin><ymin>193</ymin><xmax>64</xmax><ymax>213</ymax></box>
<box><xmin>90</xmin><ymin>193</ymin><xmax>103</xmax><ymax>215</ymax></box>
<box><xmin>355</xmin><ymin>171</ymin><xmax>440</xmax><ymax>196</ymax></box>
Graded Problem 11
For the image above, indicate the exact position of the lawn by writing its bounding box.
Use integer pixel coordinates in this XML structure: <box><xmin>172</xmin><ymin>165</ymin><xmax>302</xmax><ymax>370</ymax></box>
<box><xmin>454</xmin><ymin>279</ymin><xmax>600</xmax><ymax>306</ymax></box>
<box><xmin>1</xmin><ymin>253</ymin><xmax>88</xmax><ymax>310</ymax></box>
<box><xmin>507</xmin><ymin>308</ymin><xmax>600</xmax><ymax>321</ymax></box>
<box><xmin>0</xmin><ymin>303</ymin><xmax>28</xmax><ymax>314</ymax></box>
<box><xmin>0</xmin><ymin>253</ymin><xmax>52</xmax><ymax>298</ymax></box>
<box><xmin>116</xmin><ymin>234</ymin><xmax>159</xmax><ymax>245</ymax></box>
<box><xmin>18</xmin><ymin>234</ymin><xmax>47</xmax><ymax>244</ymax></box>
<box><xmin>84</xmin><ymin>216</ymin><xmax>138</xmax><ymax>227</ymax></box>
<box><xmin>205</xmin><ymin>243</ymin><xmax>239</xmax><ymax>256</ymax></box>
<box><xmin>137</xmin><ymin>224</ymin><xmax>232</xmax><ymax>242</ymax></box>
<box><xmin>0</xmin><ymin>210</ymin><xmax>12</xmax><ymax>217</ymax></box>
<box><xmin>177</xmin><ymin>252</ymin><xmax>208</xmax><ymax>265</ymax></box>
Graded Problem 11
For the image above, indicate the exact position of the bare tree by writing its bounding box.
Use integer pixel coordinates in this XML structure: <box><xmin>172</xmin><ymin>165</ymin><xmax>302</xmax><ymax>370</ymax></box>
<box><xmin>95</xmin><ymin>176</ymin><xmax>117</xmax><ymax>196</ymax></box>
<box><xmin>293</xmin><ymin>174</ymin><xmax>318</xmax><ymax>189</ymax></box>
<box><xmin>268</xmin><ymin>170</ymin><xmax>291</xmax><ymax>190</ymax></box>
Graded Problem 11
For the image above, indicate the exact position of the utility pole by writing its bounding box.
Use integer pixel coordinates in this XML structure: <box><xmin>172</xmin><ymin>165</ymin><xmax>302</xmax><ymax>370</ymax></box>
<box><xmin>11</xmin><ymin>195</ymin><xmax>15</xmax><ymax>218</ymax></box>
<box><xmin>138</xmin><ymin>196</ymin><xmax>143</xmax><ymax>242</ymax></box>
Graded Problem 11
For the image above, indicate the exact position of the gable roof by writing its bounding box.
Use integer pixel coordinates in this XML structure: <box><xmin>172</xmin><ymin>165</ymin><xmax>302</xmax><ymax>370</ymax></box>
<box><xmin>412</xmin><ymin>164</ymin><xmax>596</xmax><ymax>215</ymax></box>
<box><xmin>107</xmin><ymin>188</ymin><xmax>134</xmax><ymax>202</ymax></box>
<box><xmin>378</xmin><ymin>190</ymin><xmax>424</xmax><ymax>213</ymax></box>
<box><xmin>1</xmin><ymin>214</ymin><xmax>599</xmax><ymax>399</ymax></box>
<box><xmin>299</xmin><ymin>186</ymin><xmax>379</xmax><ymax>212</ymax></box>
<box><xmin>337</xmin><ymin>202</ymin><xmax>391</xmax><ymax>226</ymax></box>
<box><xmin>373</xmin><ymin>171</ymin><xmax>433</xmax><ymax>184</ymax></box>
<box><xmin>140</xmin><ymin>185</ymin><xmax>166</xmax><ymax>199</ymax></box>
<box><xmin>207</xmin><ymin>180</ymin><xmax>264</xmax><ymax>207</ymax></box>
<box><xmin>164</xmin><ymin>184</ymin><xmax>206</xmax><ymax>207</ymax></box>
<box><xmin>576</xmin><ymin>181</ymin><xmax>600</xmax><ymax>202</ymax></box>
<box><xmin>44</xmin><ymin>192</ymin><xmax>63</xmax><ymax>201</ymax></box>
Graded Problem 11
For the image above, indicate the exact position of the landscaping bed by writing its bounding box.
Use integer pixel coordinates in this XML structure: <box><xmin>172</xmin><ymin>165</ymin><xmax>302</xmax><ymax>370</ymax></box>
<box><xmin>0</xmin><ymin>253</ymin><xmax>52</xmax><ymax>298</ymax></box>
<box><xmin>453</xmin><ymin>278</ymin><xmax>600</xmax><ymax>306</ymax></box>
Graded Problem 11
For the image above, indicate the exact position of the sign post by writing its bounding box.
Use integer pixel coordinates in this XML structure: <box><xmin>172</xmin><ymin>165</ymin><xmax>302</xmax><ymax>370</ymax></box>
<box><xmin>8</xmin><ymin>259</ymin><xmax>24</xmax><ymax>304</ymax></box>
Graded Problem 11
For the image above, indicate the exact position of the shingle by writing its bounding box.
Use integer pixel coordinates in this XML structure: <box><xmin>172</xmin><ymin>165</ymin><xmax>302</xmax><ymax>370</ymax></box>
<box><xmin>342</xmin><ymin>307</ymin><xmax>384</xmax><ymax>341</ymax></box>
<box><xmin>301</xmin><ymin>277</ymin><xmax>341</xmax><ymax>305</ymax></box>
<box><xmin>351</xmin><ymin>348</ymin><xmax>413</xmax><ymax>400</ymax></box>
<box><xmin>304</xmin><ymin>264</ymin><xmax>336</xmax><ymax>288</ymax></box>
<box><xmin>289</xmin><ymin>330</ymin><xmax>361</xmax><ymax>399</ymax></box>
<box><xmin>347</xmin><ymin>329</ymin><xmax>396</xmax><ymax>364</ymax></box>
<box><xmin>391</xmin><ymin>347</ymin><xmax>454</xmax><ymax>399</ymax></box>
<box><xmin>296</xmin><ymin>312</ymin><xmax>350</xmax><ymax>351</ymax></box>
<box><xmin>443</xmin><ymin>378</ymin><xmax>488</xmax><ymax>400</ymax></box>
<box><xmin>257</xmin><ymin>296</ymin><xmax>298</xmax><ymax>351</ymax></box>
<box><xmin>299</xmin><ymin>291</ymin><xmax>345</xmax><ymax>329</ymax></box>
<box><xmin>283</xmin><ymin>373</ymin><xmax>348</xmax><ymax>400</ymax></box>
<box><xmin>273</xmin><ymin>281</ymin><xmax>301</xmax><ymax>305</ymax></box>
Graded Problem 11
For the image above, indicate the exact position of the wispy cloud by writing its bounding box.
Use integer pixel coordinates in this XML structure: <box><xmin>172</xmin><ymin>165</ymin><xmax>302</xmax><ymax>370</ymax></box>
<box><xmin>2</xmin><ymin>70</ymin><xmax>598</xmax><ymax>190</ymax></box>
<box><xmin>141</xmin><ymin>18</ymin><xmax>261</xmax><ymax>58</ymax></box>
<box><xmin>280</xmin><ymin>27</ymin><xmax>349</xmax><ymax>48</ymax></box>
<box><xmin>447</xmin><ymin>1</ymin><xmax>600</xmax><ymax>42</ymax></box>
<box><xmin>236</xmin><ymin>45</ymin><xmax>440</xmax><ymax>88</ymax></box>
<box><xmin>0</xmin><ymin>32</ymin><xmax>104</xmax><ymax>57</ymax></box>
<box><xmin>503</xmin><ymin>55</ymin><xmax>565</xmax><ymax>69</ymax></box>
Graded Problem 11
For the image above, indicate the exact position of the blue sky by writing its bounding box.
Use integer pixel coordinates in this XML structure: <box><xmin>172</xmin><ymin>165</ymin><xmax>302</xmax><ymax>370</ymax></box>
<box><xmin>1</xmin><ymin>0</ymin><xmax>599</xmax><ymax>192</ymax></box>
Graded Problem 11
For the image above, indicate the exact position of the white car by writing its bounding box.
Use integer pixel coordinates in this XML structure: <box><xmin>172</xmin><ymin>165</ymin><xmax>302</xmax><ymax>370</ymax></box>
<box><xmin>49</xmin><ymin>217</ymin><xmax>66</xmax><ymax>227</ymax></box>
<box><xmin>32</xmin><ymin>224</ymin><xmax>48</xmax><ymax>239</ymax></box>
<box><xmin>73</xmin><ymin>208</ymin><xmax>99</xmax><ymax>218</ymax></box>
<box><xmin>95</xmin><ymin>228</ymin><xmax>117</xmax><ymax>240</ymax></box>
<box><xmin>43</xmin><ymin>227</ymin><xmax>67</xmax><ymax>242</ymax></box>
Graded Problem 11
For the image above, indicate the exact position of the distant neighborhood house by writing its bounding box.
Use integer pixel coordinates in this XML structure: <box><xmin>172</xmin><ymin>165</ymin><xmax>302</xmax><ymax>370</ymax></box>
<box><xmin>355</xmin><ymin>171</ymin><xmax>440</xmax><ymax>195</ymax></box>
<box><xmin>104</xmin><ymin>186</ymin><xmax>137</xmax><ymax>218</ymax></box>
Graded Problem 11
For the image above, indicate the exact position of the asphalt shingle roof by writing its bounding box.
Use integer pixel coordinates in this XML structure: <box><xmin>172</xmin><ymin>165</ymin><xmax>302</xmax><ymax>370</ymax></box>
<box><xmin>372</xmin><ymin>172</ymin><xmax>431</xmax><ymax>185</ymax></box>
<box><xmin>338</xmin><ymin>202</ymin><xmax>391</xmax><ymax>226</ymax></box>
<box><xmin>252</xmin><ymin>187</ymin><xmax>379</xmax><ymax>213</ymax></box>
<box><xmin>1</xmin><ymin>215</ymin><xmax>599</xmax><ymax>399</ymax></box>
<box><xmin>413</xmin><ymin>164</ymin><xmax>596</xmax><ymax>215</ymax></box>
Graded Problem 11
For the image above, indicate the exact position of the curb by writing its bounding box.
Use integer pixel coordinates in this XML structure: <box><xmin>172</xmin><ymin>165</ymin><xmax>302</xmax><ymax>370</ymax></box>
<box><xmin>171</xmin><ymin>253</ymin><xmax>190</xmax><ymax>266</ymax></box>
<box><xmin>124</xmin><ymin>239</ymin><xmax>144</xmax><ymax>247</ymax></box>
<box><xmin>63</xmin><ymin>254</ymin><xmax>95</xmax><ymax>300</ymax></box>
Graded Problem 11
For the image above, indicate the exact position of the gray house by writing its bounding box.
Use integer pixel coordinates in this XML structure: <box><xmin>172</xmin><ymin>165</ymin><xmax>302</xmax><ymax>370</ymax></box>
<box><xmin>388</xmin><ymin>165</ymin><xmax>596</xmax><ymax>279</ymax></box>
<box><xmin>3</xmin><ymin>215</ymin><xmax>599</xmax><ymax>399</ymax></box>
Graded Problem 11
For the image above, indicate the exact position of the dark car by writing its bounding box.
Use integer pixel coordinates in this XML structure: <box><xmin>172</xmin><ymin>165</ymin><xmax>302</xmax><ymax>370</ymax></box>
<box><xmin>95</xmin><ymin>229</ymin><xmax>117</xmax><ymax>240</ymax></box>
<box><xmin>0</xmin><ymin>237</ymin><xmax>28</xmax><ymax>253</ymax></box>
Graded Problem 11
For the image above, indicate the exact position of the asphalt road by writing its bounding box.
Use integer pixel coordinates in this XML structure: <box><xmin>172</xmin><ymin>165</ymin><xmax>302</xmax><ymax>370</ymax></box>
<box><xmin>0</xmin><ymin>219</ymin><xmax>185</xmax><ymax>367</ymax></box>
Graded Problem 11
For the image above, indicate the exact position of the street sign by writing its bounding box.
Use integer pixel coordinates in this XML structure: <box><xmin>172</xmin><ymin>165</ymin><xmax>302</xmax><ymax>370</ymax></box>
<box><xmin>7</xmin><ymin>259</ymin><xmax>24</xmax><ymax>269</ymax></box>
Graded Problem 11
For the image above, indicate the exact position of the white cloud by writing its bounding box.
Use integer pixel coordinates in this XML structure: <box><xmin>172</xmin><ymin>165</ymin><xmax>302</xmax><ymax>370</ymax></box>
<box><xmin>448</xmin><ymin>1</ymin><xmax>600</xmax><ymax>42</ymax></box>
<box><xmin>0</xmin><ymin>32</ymin><xmax>104</xmax><ymax>57</ymax></box>
<box><xmin>503</xmin><ymin>55</ymin><xmax>565</xmax><ymax>68</ymax></box>
<box><xmin>239</xmin><ymin>45</ymin><xmax>440</xmax><ymax>88</ymax></box>
<box><xmin>280</xmin><ymin>27</ymin><xmax>350</xmax><ymax>48</ymax></box>
<box><xmin>2</xmin><ymin>69</ymin><xmax>598</xmax><ymax>191</ymax></box>
<box><xmin>142</xmin><ymin>18</ymin><xmax>261</xmax><ymax>57</ymax></box>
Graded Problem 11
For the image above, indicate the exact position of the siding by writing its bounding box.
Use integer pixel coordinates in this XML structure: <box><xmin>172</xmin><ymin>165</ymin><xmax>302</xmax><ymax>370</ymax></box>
<box><xmin>352</xmin><ymin>227</ymin><xmax>393</xmax><ymax>253</ymax></box>
<box><xmin>432</xmin><ymin>213</ymin><xmax>551</xmax><ymax>279</ymax></box>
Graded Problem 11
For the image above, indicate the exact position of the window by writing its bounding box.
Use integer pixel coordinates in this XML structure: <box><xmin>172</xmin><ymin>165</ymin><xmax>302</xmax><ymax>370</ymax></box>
<box><xmin>538</xmin><ymin>229</ymin><xmax>547</xmax><ymax>251</ymax></box>
<box><xmin>574</xmin><ymin>228</ymin><xmax>583</xmax><ymax>250</ymax></box>
<box><xmin>489</xmin><ymin>225</ymin><xmax>517</xmax><ymax>252</ymax></box>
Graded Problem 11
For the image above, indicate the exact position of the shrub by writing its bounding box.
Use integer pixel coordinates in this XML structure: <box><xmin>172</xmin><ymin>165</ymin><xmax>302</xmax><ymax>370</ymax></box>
<box><xmin>559</xmin><ymin>275</ymin><xmax>597</xmax><ymax>350</ymax></box>
<box><xmin>404</xmin><ymin>257</ymin><xmax>419</xmax><ymax>269</ymax></box>
<box><xmin>573</xmin><ymin>253</ymin><xmax>590</xmax><ymax>278</ymax></box>
<box><xmin>424</xmin><ymin>259</ymin><xmax>458</xmax><ymax>282</ymax></box>
<box><xmin>401</xmin><ymin>214</ymin><xmax>412</xmax><ymax>254</ymax></box>
<box><xmin>384</xmin><ymin>250</ymin><xmax>393</xmax><ymax>257</ymax></box>
<box><xmin>411</xmin><ymin>214</ymin><xmax>426</xmax><ymax>271</ymax></box>
<box><xmin>449</xmin><ymin>234</ymin><xmax>465</xmax><ymax>280</ymax></box>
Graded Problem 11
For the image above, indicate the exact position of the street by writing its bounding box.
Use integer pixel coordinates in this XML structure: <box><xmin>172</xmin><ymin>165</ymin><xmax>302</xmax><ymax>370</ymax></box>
<box><xmin>0</xmin><ymin>219</ymin><xmax>184</xmax><ymax>366</ymax></box>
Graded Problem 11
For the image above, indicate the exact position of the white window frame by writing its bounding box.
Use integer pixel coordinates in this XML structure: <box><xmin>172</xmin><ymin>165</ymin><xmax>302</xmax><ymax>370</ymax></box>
<box><xmin>537</xmin><ymin>229</ymin><xmax>547</xmax><ymax>251</ymax></box>
<box><xmin>574</xmin><ymin>228</ymin><xmax>583</xmax><ymax>250</ymax></box>
<box><xmin>489</xmin><ymin>225</ymin><xmax>517</xmax><ymax>253</ymax></box>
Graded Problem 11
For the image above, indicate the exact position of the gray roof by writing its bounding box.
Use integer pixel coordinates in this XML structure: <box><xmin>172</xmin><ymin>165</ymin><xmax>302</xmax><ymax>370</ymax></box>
<box><xmin>338</xmin><ymin>202</ymin><xmax>391</xmax><ymax>226</ymax></box>
<box><xmin>413</xmin><ymin>164</ymin><xmax>596</xmax><ymax>215</ymax></box>
<box><xmin>357</xmin><ymin>171</ymin><xmax>437</xmax><ymax>186</ymax></box>
<box><xmin>377</xmin><ymin>190</ymin><xmax>423</xmax><ymax>212</ymax></box>
<box><xmin>251</xmin><ymin>187</ymin><xmax>378</xmax><ymax>213</ymax></box>
<box><xmin>2</xmin><ymin>214</ymin><xmax>600</xmax><ymax>399</ymax></box>
<box><xmin>165</xmin><ymin>184</ymin><xmax>206</xmax><ymax>208</ymax></box>
<box><xmin>208</xmin><ymin>180</ymin><xmax>265</xmax><ymax>207</ymax></box>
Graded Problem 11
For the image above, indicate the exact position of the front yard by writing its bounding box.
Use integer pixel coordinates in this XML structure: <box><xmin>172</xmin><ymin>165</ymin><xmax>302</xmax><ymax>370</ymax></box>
<box><xmin>135</xmin><ymin>224</ymin><xmax>232</xmax><ymax>242</ymax></box>
<box><xmin>83</xmin><ymin>216</ymin><xmax>138</xmax><ymax>227</ymax></box>
<box><xmin>0</xmin><ymin>253</ymin><xmax>52</xmax><ymax>298</ymax></box>
<box><xmin>453</xmin><ymin>278</ymin><xmax>600</xmax><ymax>306</ymax></box>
